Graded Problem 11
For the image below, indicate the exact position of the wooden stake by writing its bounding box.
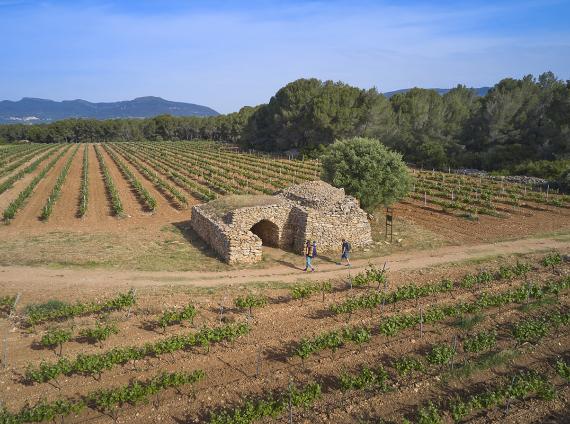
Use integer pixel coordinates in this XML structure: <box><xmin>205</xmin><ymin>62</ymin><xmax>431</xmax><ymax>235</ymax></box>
<box><xmin>450</xmin><ymin>335</ymin><xmax>457</xmax><ymax>371</ymax></box>
<box><xmin>505</xmin><ymin>376</ymin><xmax>516</xmax><ymax>415</ymax></box>
<box><xmin>218</xmin><ymin>303</ymin><xmax>224</xmax><ymax>324</ymax></box>
<box><xmin>9</xmin><ymin>293</ymin><xmax>20</xmax><ymax>318</ymax></box>
<box><xmin>256</xmin><ymin>348</ymin><xmax>262</xmax><ymax>378</ymax></box>
<box><xmin>2</xmin><ymin>330</ymin><xmax>8</xmax><ymax>369</ymax></box>
<box><xmin>288</xmin><ymin>380</ymin><xmax>293</xmax><ymax>424</ymax></box>
<box><xmin>126</xmin><ymin>288</ymin><xmax>137</xmax><ymax>319</ymax></box>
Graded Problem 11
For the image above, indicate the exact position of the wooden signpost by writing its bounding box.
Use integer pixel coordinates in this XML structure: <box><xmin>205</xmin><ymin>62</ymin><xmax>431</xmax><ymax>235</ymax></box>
<box><xmin>386</xmin><ymin>207</ymin><xmax>394</xmax><ymax>242</ymax></box>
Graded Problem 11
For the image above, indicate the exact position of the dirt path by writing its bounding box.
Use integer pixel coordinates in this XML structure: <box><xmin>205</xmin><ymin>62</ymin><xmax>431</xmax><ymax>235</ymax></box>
<box><xmin>0</xmin><ymin>236</ymin><xmax>567</xmax><ymax>298</ymax></box>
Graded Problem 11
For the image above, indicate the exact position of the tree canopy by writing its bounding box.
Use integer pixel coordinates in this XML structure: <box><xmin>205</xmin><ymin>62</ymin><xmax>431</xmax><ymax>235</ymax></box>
<box><xmin>321</xmin><ymin>137</ymin><xmax>411</xmax><ymax>211</ymax></box>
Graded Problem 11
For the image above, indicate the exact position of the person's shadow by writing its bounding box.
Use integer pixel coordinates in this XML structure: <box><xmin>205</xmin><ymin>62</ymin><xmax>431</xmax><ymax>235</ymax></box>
<box><xmin>274</xmin><ymin>258</ymin><xmax>302</xmax><ymax>270</ymax></box>
<box><xmin>315</xmin><ymin>254</ymin><xmax>337</xmax><ymax>264</ymax></box>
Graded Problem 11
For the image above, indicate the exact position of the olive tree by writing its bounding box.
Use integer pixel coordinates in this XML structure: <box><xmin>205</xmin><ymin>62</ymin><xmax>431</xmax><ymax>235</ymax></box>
<box><xmin>321</xmin><ymin>137</ymin><xmax>411</xmax><ymax>211</ymax></box>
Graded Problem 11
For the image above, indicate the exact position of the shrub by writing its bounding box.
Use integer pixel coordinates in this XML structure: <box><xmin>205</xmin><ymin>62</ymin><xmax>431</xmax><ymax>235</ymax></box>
<box><xmin>509</xmin><ymin>159</ymin><xmax>570</xmax><ymax>180</ymax></box>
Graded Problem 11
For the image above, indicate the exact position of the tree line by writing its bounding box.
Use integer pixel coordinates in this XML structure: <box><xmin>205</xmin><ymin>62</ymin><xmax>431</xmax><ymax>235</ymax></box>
<box><xmin>241</xmin><ymin>73</ymin><xmax>569</xmax><ymax>179</ymax></box>
<box><xmin>0</xmin><ymin>108</ymin><xmax>255</xmax><ymax>145</ymax></box>
<box><xmin>0</xmin><ymin>72</ymin><xmax>568</xmax><ymax>179</ymax></box>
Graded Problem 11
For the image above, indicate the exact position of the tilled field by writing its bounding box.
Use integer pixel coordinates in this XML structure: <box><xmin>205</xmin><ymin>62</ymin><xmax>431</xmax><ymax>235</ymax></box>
<box><xmin>0</xmin><ymin>142</ymin><xmax>568</xmax><ymax>243</ymax></box>
<box><xmin>1</xmin><ymin>252</ymin><xmax>569</xmax><ymax>423</ymax></box>
<box><xmin>0</xmin><ymin>142</ymin><xmax>319</xmax><ymax>234</ymax></box>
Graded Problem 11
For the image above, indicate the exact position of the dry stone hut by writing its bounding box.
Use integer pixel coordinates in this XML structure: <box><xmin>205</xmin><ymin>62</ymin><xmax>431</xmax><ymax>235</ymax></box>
<box><xmin>191</xmin><ymin>181</ymin><xmax>372</xmax><ymax>264</ymax></box>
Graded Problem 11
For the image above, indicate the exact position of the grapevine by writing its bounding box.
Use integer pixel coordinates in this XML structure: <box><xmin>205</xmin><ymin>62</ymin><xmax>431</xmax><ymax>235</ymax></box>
<box><xmin>0</xmin><ymin>370</ymin><xmax>204</xmax><ymax>423</ymax></box>
<box><xmin>94</xmin><ymin>144</ymin><xmax>124</xmax><ymax>216</ymax></box>
<box><xmin>78</xmin><ymin>144</ymin><xmax>89</xmax><ymax>217</ymax></box>
<box><xmin>209</xmin><ymin>382</ymin><xmax>321</xmax><ymax>424</ymax></box>
<box><xmin>3</xmin><ymin>146</ymin><xmax>71</xmax><ymax>222</ymax></box>
<box><xmin>102</xmin><ymin>144</ymin><xmax>157</xmax><ymax>211</ymax></box>
<box><xmin>25</xmin><ymin>322</ymin><xmax>249</xmax><ymax>383</ymax></box>
<box><xmin>157</xmin><ymin>304</ymin><xmax>197</xmax><ymax>330</ymax></box>
<box><xmin>234</xmin><ymin>294</ymin><xmax>267</xmax><ymax>317</ymax></box>
<box><xmin>25</xmin><ymin>289</ymin><xmax>136</xmax><ymax>325</ymax></box>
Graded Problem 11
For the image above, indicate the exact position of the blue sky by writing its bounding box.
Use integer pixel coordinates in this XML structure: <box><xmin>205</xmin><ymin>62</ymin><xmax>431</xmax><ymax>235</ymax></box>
<box><xmin>0</xmin><ymin>0</ymin><xmax>569</xmax><ymax>113</ymax></box>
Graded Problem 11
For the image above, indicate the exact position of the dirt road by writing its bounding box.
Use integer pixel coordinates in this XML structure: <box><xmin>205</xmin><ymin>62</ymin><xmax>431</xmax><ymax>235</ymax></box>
<box><xmin>0</xmin><ymin>236</ymin><xmax>567</xmax><ymax>301</ymax></box>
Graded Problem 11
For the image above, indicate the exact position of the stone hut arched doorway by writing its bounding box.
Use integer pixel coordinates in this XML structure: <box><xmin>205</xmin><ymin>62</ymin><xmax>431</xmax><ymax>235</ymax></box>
<box><xmin>250</xmin><ymin>220</ymin><xmax>279</xmax><ymax>247</ymax></box>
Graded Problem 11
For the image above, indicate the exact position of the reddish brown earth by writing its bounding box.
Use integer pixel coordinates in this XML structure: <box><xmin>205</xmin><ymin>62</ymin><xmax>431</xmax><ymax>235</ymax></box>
<box><xmin>0</xmin><ymin>145</ymin><xmax>66</xmax><ymax>212</ymax></box>
<box><xmin>399</xmin><ymin>198</ymin><xmax>570</xmax><ymax>244</ymax></box>
<box><xmin>0</xmin><ymin>144</ymin><xmax>568</xmax><ymax>242</ymax></box>
<box><xmin>0</xmin><ymin>145</ymin><xmax>569</xmax><ymax>423</ymax></box>
<box><xmin>0</xmin><ymin>236</ymin><xmax>568</xmax><ymax>298</ymax></box>
<box><xmin>0</xmin><ymin>253</ymin><xmax>568</xmax><ymax>423</ymax></box>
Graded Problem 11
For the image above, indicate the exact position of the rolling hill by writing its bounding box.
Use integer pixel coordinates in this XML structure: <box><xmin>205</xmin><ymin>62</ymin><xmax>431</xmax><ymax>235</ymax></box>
<box><xmin>0</xmin><ymin>96</ymin><xmax>219</xmax><ymax>124</ymax></box>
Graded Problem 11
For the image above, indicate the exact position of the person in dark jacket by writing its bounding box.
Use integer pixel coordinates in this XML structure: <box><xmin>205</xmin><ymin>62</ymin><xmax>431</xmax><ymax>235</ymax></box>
<box><xmin>339</xmin><ymin>239</ymin><xmax>351</xmax><ymax>266</ymax></box>
<box><xmin>303</xmin><ymin>239</ymin><xmax>315</xmax><ymax>272</ymax></box>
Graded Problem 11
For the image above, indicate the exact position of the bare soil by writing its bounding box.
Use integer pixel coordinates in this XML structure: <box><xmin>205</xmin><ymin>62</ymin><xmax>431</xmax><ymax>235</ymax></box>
<box><xmin>0</xmin><ymin>253</ymin><xmax>568</xmax><ymax>424</ymax></box>
<box><xmin>0</xmin><ymin>145</ymin><xmax>569</xmax><ymax>272</ymax></box>
<box><xmin>399</xmin><ymin>198</ymin><xmax>570</xmax><ymax>244</ymax></box>
<box><xmin>0</xmin><ymin>145</ymin><xmax>569</xmax><ymax>423</ymax></box>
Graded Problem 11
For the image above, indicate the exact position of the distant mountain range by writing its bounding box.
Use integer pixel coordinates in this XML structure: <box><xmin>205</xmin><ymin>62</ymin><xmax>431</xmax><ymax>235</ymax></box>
<box><xmin>383</xmin><ymin>87</ymin><xmax>491</xmax><ymax>98</ymax></box>
<box><xmin>0</xmin><ymin>96</ymin><xmax>219</xmax><ymax>124</ymax></box>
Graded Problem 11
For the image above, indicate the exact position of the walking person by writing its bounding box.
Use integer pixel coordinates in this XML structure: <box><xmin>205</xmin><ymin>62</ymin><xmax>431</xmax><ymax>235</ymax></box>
<box><xmin>311</xmin><ymin>240</ymin><xmax>318</xmax><ymax>268</ymax></box>
<box><xmin>303</xmin><ymin>239</ymin><xmax>315</xmax><ymax>272</ymax></box>
<box><xmin>339</xmin><ymin>238</ymin><xmax>351</xmax><ymax>266</ymax></box>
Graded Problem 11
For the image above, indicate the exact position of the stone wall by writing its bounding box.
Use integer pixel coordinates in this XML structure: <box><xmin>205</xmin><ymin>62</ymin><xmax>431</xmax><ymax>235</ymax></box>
<box><xmin>190</xmin><ymin>206</ymin><xmax>262</xmax><ymax>264</ymax></box>
<box><xmin>302</xmin><ymin>207</ymin><xmax>372</xmax><ymax>253</ymax></box>
<box><xmin>190</xmin><ymin>181</ymin><xmax>373</xmax><ymax>264</ymax></box>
